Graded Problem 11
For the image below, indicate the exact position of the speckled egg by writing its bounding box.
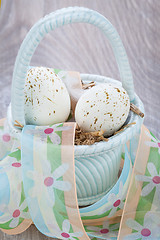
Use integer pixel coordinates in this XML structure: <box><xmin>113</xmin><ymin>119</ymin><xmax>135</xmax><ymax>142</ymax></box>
<box><xmin>24</xmin><ymin>67</ymin><xmax>71</xmax><ymax>125</ymax></box>
<box><xmin>75</xmin><ymin>83</ymin><xmax>130</xmax><ymax>137</ymax></box>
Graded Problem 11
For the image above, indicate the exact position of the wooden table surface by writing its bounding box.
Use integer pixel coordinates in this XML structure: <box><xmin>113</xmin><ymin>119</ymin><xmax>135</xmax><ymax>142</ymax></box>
<box><xmin>0</xmin><ymin>0</ymin><xmax>160</xmax><ymax>239</ymax></box>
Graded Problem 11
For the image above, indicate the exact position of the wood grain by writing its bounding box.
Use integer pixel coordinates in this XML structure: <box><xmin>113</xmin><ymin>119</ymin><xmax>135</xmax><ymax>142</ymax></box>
<box><xmin>0</xmin><ymin>0</ymin><xmax>160</xmax><ymax>239</ymax></box>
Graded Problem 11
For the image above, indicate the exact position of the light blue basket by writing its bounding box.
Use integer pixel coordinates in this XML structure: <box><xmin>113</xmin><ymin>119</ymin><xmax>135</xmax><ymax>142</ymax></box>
<box><xmin>8</xmin><ymin>7</ymin><xmax>144</xmax><ymax>206</ymax></box>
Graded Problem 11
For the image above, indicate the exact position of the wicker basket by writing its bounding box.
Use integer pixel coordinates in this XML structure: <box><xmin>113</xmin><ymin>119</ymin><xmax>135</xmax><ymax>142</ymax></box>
<box><xmin>7</xmin><ymin>7</ymin><xmax>144</xmax><ymax>206</ymax></box>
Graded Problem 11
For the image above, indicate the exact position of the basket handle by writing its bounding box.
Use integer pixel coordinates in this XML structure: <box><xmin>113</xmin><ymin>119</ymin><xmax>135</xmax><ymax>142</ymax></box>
<box><xmin>11</xmin><ymin>7</ymin><xmax>135</xmax><ymax>126</ymax></box>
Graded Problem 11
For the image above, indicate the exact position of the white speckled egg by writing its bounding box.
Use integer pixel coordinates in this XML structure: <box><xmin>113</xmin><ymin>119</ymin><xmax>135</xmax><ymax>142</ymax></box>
<box><xmin>24</xmin><ymin>67</ymin><xmax>71</xmax><ymax>125</ymax></box>
<box><xmin>75</xmin><ymin>83</ymin><xmax>130</xmax><ymax>137</ymax></box>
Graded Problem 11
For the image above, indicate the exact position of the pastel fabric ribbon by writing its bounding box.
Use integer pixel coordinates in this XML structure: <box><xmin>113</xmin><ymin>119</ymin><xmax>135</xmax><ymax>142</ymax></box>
<box><xmin>0</xmin><ymin>119</ymin><xmax>32</xmax><ymax>235</ymax></box>
<box><xmin>118</xmin><ymin>126</ymin><xmax>160</xmax><ymax>240</ymax></box>
<box><xmin>21</xmin><ymin>122</ymin><xmax>89</xmax><ymax>240</ymax></box>
<box><xmin>0</xmin><ymin>119</ymin><xmax>131</xmax><ymax>239</ymax></box>
<box><xmin>0</xmin><ymin>118</ymin><xmax>160</xmax><ymax>239</ymax></box>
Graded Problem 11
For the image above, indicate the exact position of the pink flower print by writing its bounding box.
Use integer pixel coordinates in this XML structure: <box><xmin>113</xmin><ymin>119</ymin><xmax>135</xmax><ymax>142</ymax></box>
<box><xmin>2</xmin><ymin>133</ymin><xmax>11</xmax><ymax>142</ymax></box>
<box><xmin>27</xmin><ymin>161</ymin><xmax>71</xmax><ymax>207</ymax></box>
<box><xmin>0</xmin><ymin>120</ymin><xmax>20</xmax><ymax>163</ymax></box>
<box><xmin>86</xmin><ymin>222</ymin><xmax>119</xmax><ymax>239</ymax></box>
<box><xmin>0</xmin><ymin>196</ymin><xmax>30</xmax><ymax>228</ymax></box>
<box><xmin>0</xmin><ymin>156</ymin><xmax>21</xmax><ymax>174</ymax></box>
<box><xmin>124</xmin><ymin>212</ymin><xmax>160</xmax><ymax>239</ymax></box>
<box><xmin>27</xmin><ymin>123</ymin><xmax>71</xmax><ymax>145</ymax></box>
<box><xmin>98</xmin><ymin>181</ymin><xmax>125</xmax><ymax>217</ymax></box>
<box><xmin>136</xmin><ymin>162</ymin><xmax>160</xmax><ymax>199</ymax></box>
<box><xmin>0</xmin><ymin>121</ymin><xmax>11</xmax><ymax>143</ymax></box>
<box><xmin>145</xmin><ymin>131</ymin><xmax>160</xmax><ymax>154</ymax></box>
<box><xmin>45</xmin><ymin>219</ymin><xmax>83</xmax><ymax>239</ymax></box>
<box><xmin>43</xmin><ymin>124</ymin><xmax>71</xmax><ymax>145</ymax></box>
<box><xmin>43</xmin><ymin>127</ymin><xmax>61</xmax><ymax>145</ymax></box>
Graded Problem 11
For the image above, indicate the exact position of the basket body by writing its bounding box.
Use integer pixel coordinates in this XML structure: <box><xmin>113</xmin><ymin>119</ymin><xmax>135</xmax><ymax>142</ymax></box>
<box><xmin>7</xmin><ymin>74</ymin><xmax>144</xmax><ymax>206</ymax></box>
<box><xmin>75</xmin><ymin>144</ymin><xmax>122</xmax><ymax>206</ymax></box>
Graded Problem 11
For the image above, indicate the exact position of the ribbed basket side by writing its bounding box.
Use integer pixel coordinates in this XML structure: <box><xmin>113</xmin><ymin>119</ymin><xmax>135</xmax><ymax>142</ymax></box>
<box><xmin>75</xmin><ymin>144</ymin><xmax>122</xmax><ymax>206</ymax></box>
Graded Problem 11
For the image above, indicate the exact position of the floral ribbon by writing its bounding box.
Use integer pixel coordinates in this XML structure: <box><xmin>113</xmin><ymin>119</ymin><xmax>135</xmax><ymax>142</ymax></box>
<box><xmin>0</xmin><ymin>118</ymin><xmax>160</xmax><ymax>240</ymax></box>
<box><xmin>21</xmin><ymin>122</ymin><xmax>90</xmax><ymax>240</ymax></box>
<box><xmin>118</xmin><ymin>125</ymin><xmax>160</xmax><ymax>240</ymax></box>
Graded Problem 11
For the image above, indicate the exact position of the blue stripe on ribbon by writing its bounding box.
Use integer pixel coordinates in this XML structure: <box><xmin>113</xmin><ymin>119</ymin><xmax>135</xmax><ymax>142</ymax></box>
<box><xmin>21</xmin><ymin>125</ymin><xmax>50</xmax><ymax>234</ymax></box>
